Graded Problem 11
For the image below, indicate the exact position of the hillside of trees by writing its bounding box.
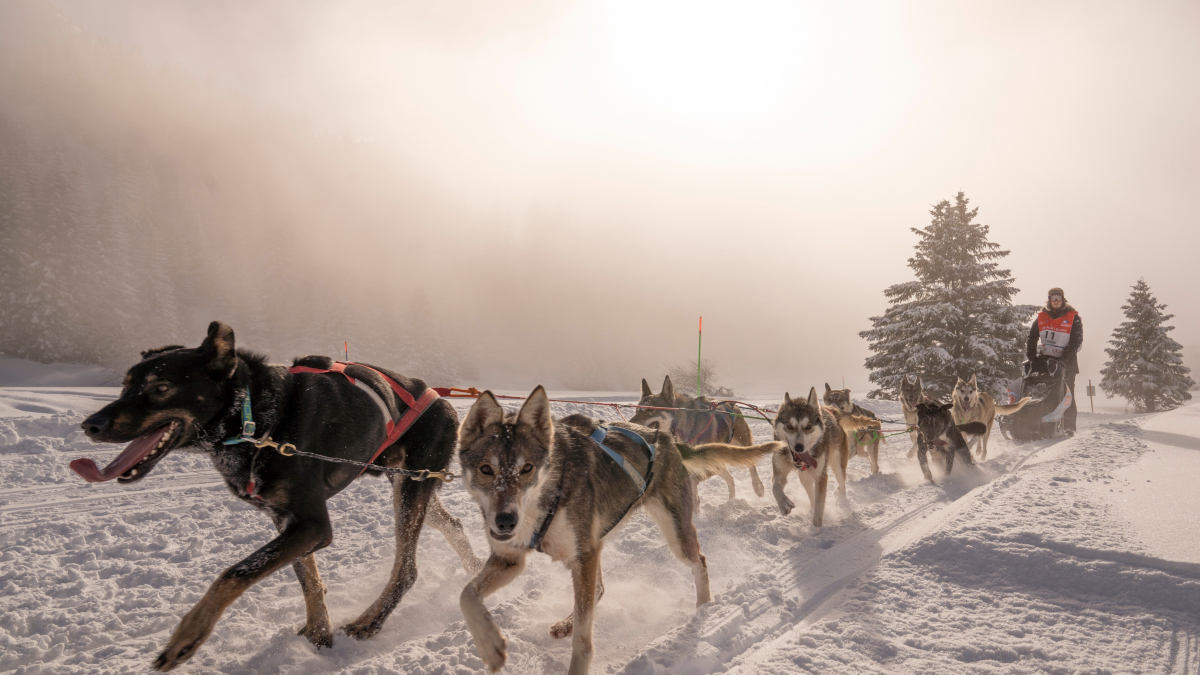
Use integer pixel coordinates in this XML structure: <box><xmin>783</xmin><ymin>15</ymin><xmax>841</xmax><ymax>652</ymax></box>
<box><xmin>0</xmin><ymin>0</ymin><xmax>475</xmax><ymax>381</ymax></box>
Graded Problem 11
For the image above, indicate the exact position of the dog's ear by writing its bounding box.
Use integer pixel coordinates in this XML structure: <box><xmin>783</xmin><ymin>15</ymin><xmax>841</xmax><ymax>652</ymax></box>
<box><xmin>956</xmin><ymin>422</ymin><xmax>987</xmax><ymax>436</ymax></box>
<box><xmin>906</xmin><ymin>374</ymin><xmax>916</xmax><ymax>384</ymax></box>
<box><xmin>825</xmin><ymin>383</ymin><xmax>832</xmax><ymax>393</ymax></box>
<box><xmin>783</xmin><ymin>392</ymin><xmax>792</xmax><ymax>405</ymax></box>
<box><xmin>517</xmin><ymin>385</ymin><xmax>554</xmax><ymax>448</ymax></box>
<box><xmin>916</xmin><ymin>375</ymin><xmax>922</xmax><ymax>388</ymax></box>
<box><xmin>806</xmin><ymin>387</ymin><xmax>819</xmax><ymax>409</ymax></box>
<box><xmin>460</xmin><ymin>391</ymin><xmax>505</xmax><ymax>448</ymax></box>
<box><xmin>200</xmin><ymin>321</ymin><xmax>237</xmax><ymax>377</ymax></box>
<box><xmin>938</xmin><ymin>402</ymin><xmax>955</xmax><ymax>414</ymax></box>
<box><xmin>970</xmin><ymin>374</ymin><xmax>977</xmax><ymax>389</ymax></box>
<box><xmin>141</xmin><ymin>345</ymin><xmax>185</xmax><ymax>360</ymax></box>
<box><xmin>641</xmin><ymin>378</ymin><xmax>652</xmax><ymax>399</ymax></box>
<box><xmin>661</xmin><ymin>375</ymin><xmax>674</xmax><ymax>401</ymax></box>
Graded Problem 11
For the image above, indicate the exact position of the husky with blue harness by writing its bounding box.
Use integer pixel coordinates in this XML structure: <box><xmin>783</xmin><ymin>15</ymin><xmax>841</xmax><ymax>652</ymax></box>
<box><xmin>456</xmin><ymin>386</ymin><xmax>782</xmax><ymax>675</ymax></box>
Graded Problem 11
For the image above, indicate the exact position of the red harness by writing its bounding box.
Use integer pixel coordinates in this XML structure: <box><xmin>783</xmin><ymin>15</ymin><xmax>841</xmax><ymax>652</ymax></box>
<box><xmin>285</xmin><ymin>361</ymin><xmax>441</xmax><ymax>480</ymax></box>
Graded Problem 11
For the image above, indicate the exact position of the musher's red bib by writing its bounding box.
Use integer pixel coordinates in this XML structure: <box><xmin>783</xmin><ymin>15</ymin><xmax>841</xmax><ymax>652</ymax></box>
<box><xmin>1037</xmin><ymin>310</ymin><xmax>1076</xmax><ymax>358</ymax></box>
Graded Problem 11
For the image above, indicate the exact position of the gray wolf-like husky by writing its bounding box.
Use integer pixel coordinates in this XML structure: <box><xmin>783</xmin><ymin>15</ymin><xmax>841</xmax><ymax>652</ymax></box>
<box><xmin>631</xmin><ymin>375</ymin><xmax>765</xmax><ymax>499</ymax></box>
<box><xmin>913</xmin><ymin>402</ymin><xmax>988</xmax><ymax>482</ymax></box>
<box><xmin>823</xmin><ymin>383</ymin><xmax>885</xmax><ymax>475</ymax></box>
<box><xmin>770</xmin><ymin>388</ymin><xmax>879</xmax><ymax>528</ymax></box>
<box><xmin>900</xmin><ymin>374</ymin><xmax>931</xmax><ymax>459</ymax></box>
<box><xmin>457</xmin><ymin>386</ymin><xmax>780</xmax><ymax>675</ymax></box>
<box><xmin>951</xmin><ymin>374</ymin><xmax>1031</xmax><ymax>461</ymax></box>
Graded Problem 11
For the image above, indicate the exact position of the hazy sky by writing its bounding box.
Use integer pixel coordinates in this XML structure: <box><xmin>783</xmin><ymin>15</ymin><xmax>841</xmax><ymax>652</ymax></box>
<box><xmin>52</xmin><ymin>0</ymin><xmax>1200</xmax><ymax>394</ymax></box>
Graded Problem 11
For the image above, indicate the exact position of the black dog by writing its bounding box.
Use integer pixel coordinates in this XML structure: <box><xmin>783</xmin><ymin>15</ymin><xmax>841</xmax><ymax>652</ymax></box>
<box><xmin>73</xmin><ymin>321</ymin><xmax>481</xmax><ymax>671</ymax></box>
<box><xmin>913</xmin><ymin>402</ymin><xmax>987</xmax><ymax>482</ymax></box>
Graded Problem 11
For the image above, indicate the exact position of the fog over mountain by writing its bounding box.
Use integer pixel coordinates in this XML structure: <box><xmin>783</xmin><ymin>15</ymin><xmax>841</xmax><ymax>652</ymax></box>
<box><xmin>2</xmin><ymin>0</ymin><xmax>1197</xmax><ymax>393</ymax></box>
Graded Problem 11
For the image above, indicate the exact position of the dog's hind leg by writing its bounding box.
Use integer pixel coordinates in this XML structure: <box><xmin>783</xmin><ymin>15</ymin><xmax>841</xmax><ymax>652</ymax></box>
<box><xmin>748</xmin><ymin>465</ymin><xmax>766</xmax><ymax>498</ymax></box>
<box><xmin>717</xmin><ymin>466</ymin><xmax>736</xmax><ymax>500</ymax></box>
<box><xmin>550</xmin><ymin>566</ymin><xmax>604</xmax><ymax>639</ymax></box>
<box><xmin>425</xmin><ymin>491</ymin><xmax>482</xmax><ymax>575</ymax></box>
<box><xmin>868</xmin><ymin>438</ymin><xmax>880</xmax><ymax>475</ymax></box>
<box><xmin>343</xmin><ymin>474</ymin><xmax>435</xmax><ymax>640</ymax></box>
<box><xmin>831</xmin><ymin>445</ymin><xmax>848</xmax><ymax>497</ymax></box>
<box><xmin>293</xmin><ymin>554</ymin><xmax>333</xmax><ymax>648</ymax></box>
<box><xmin>645</xmin><ymin>490</ymin><xmax>711</xmax><ymax>606</ymax></box>
<box><xmin>770</xmin><ymin>452</ymin><xmax>796</xmax><ymax>515</ymax></box>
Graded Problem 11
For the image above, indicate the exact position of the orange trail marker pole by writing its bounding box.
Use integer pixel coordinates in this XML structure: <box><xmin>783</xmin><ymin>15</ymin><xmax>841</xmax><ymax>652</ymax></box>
<box><xmin>696</xmin><ymin>317</ymin><xmax>703</xmax><ymax>396</ymax></box>
<box><xmin>345</xmin><ymin>341</ymin><xmax>349</xmax><ymax>361</ymax></box>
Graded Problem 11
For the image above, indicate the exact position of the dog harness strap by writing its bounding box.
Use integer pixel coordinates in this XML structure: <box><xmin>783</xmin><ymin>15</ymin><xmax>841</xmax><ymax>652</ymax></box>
<box><xmin>221</xmin><ymin>388</ymin><xmax>257</xmax><ymax>445</ymax></box>
<box><xmin>590</xmin><ymin>425</ymin><xmax>656</xmax><ymax>495</ymax></box>
<box><xmin>529</xmin><ymin>474</ymin><xmax>565</xmax><ymax>551</ymax></box>
<box><xmin>286</xmin><ymin>363</ymin><xmax>440</xmax><ymax>478</ymax></box>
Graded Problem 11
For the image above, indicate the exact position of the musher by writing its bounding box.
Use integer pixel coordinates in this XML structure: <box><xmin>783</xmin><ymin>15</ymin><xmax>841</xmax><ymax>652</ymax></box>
<box><xmin>1026</xmin><ymin>287</ymin><xmax>1083</xmax><ymax>435</ymax></box>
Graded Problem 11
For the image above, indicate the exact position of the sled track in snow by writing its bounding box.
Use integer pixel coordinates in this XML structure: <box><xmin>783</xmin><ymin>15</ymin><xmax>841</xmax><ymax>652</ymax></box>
<box><xmin>618</xmin><ymin>433</ymin><xmax>1071</xmax><ymax>674</ymax></box>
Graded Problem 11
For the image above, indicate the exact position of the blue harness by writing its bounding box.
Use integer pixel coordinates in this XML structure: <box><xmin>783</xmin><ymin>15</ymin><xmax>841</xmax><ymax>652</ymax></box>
<box><xmin>528</xmin><ymin>424</ymin><xmax>657</xmax><ymax>551</ymax></box>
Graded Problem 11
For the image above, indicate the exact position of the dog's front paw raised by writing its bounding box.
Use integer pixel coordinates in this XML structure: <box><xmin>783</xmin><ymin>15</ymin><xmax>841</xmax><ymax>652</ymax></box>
<box><xmin>473</xmin><ymin>624</ymin><xmax>508</xmax><ymax>673</ymax></box>
<box><xmin>299</xmin><ymin>619</ymin><xmax>334</xmax><ymax>649</ymax></box>
<box><xmin>152</xmin><ymin>609</ymin><xmax>217</xmax><ymax>671</ymax></box>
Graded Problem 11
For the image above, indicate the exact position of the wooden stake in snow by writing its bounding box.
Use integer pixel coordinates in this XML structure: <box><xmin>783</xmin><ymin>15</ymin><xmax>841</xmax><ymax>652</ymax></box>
<box><xmin>1087</xmin><ymin>380</ymin><xmax>1095</xmax><ymax>413</ymax></box>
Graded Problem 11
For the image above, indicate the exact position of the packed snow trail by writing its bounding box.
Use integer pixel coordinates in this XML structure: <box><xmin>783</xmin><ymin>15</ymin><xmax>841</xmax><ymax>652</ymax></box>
<box><xmin>1</xmin><ymin>388</ymin><xmax>1198</xmax><ymax>674</ymax></box>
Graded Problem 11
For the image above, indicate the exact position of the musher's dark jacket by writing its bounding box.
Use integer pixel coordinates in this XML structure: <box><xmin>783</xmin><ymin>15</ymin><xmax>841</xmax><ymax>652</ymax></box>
<box><xmin>1026</xmin><ymin>302</ymin><xmax>1083</xmax><ymax>375</ymax></box>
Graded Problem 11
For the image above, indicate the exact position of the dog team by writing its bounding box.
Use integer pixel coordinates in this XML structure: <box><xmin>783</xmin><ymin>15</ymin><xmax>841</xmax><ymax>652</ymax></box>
<box><xmin>70</xmin><ymin>322</ymin><xmax>1028</xmax><ymax>674</ymax></box>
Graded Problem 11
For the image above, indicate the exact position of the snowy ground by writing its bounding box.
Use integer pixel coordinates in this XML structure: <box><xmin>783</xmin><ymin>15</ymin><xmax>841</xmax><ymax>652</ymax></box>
<box><xmin>2</xmin><ymin>385</ymin><xmax>1199</xmax><ymax>675</ymax></box>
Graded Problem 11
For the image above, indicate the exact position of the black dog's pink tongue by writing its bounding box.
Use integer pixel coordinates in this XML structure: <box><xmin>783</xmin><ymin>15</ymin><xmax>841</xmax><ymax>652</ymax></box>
<box><xmin>70</xmin><ymin>426</ymin><xmax>168</xmax><ymax>483</ymax></box>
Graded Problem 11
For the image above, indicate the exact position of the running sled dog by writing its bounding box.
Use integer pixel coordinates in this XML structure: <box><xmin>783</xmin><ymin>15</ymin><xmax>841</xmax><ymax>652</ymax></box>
<box><xmin>913</xmin><ymin>401</ymin><xmax>988</xmax><ymax>482</ymax></box>
<box><xmin>457</xmin><ymin>387</ymin><xmax>781</xmax><ymax>675</ymax></box>
<box><xmin>822</xmin><ymin>383</ymin><xmax>885</xmax><ymax>475</ymax></box>
<box><xmin>71</xmin><ymin>322</ymin><xmax>481</xmax><ymax>671</ymax></box>
<box><xmin>631</xmin><ymin>375</ymin><xmax>766</xmax><ymax>499</ymax></box>
<box><xmin>951</xmin><ymin>374</ymin><xmax>1031</xmax><ymax>461</ymax></box>
<box><xmin>770</xmin><ymin>388</ymin><xmax>879</xmax><ymax>528</ymax></box>
<box><xmin>900</xmin><ymin>374</ymin><xmax>930</xmax><ymax>459</ymax></box>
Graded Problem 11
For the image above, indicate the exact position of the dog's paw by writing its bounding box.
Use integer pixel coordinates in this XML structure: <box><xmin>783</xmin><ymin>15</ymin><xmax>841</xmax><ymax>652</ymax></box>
<box><xmin>474</xmin><ymin>625</ymin><xmax>508</xmax><ymax>673</ymax></box>
<box><xmin>298</xmin><ymin>619</ymin><xmax>334</xmax><ymax>649</ymax></box>
<box><xmin>777</xmin><ymin>495</ymin><xmax>794</xmax><ymax>515</ymax></box>
<box><xmin>152</xmin><ymin>610</ymin><xmax>216</xmax><ymax>671</ymax></box>
<box><xmin>341</xmin><ymin>618</ymin><xmax>383</xmax><ymax>641</ymax></box>
<box><xmin>549</xmin><ymin>615</ymin><xmax>574</xmax><ymax>639</ymax></box>
<box><xmin>752</xmin><ymin>476</ymin><xmax>766</xmax><ymax>498</ymax></box>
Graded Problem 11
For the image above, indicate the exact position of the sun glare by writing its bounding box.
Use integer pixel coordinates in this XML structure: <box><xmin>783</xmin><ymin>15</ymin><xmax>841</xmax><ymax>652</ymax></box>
<box><xmin>588</xmin><ymin>0</ymin><xmax>846</xmax><ymax>139</ymax></box>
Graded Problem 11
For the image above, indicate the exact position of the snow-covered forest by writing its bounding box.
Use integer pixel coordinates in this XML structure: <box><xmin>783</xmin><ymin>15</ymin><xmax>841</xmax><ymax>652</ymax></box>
<box><xmin>0</xmin><ymin>1</ymin><xmax>473</xmax><ymax>381</ymax></box>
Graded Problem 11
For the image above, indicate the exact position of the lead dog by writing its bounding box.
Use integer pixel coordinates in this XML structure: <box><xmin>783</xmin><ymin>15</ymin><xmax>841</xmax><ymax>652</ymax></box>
<box><xmin>72</xmin><ymin>322</ymin><xmax>480</xmax><ymax>671</ymax></box>
<box><xmin>951</xmin><ymin>374</ymin><xmax>1031</xmax><ymax>460</ymax></box>
<box><xmin>822</xmin><ymin>383</ymin><xmax>885</xmax><ymax>474</ymax></box>
<box><xmin>631</xmin><ymin>375</ymin><xmax>766</xmax><ymax>499</ymax></box>
<box><xmin>770</xmin><ymin>387</ymin><xmax>879</xmax><ymax>527</ymax></box>
<box><xmin>457</xmin><ymin>386</ymin><xmax>781</xmax><ymax>675</ymax></box>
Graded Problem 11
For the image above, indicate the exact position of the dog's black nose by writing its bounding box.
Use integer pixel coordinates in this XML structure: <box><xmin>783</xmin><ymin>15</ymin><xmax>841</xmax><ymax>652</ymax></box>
<box><xmin>82</xmin><ymin>413</ymin><xmax>113</xmax><ymax>437</ymax></box>
<box><xmin>494</xmin><ymin>511</ymin><xmax>518</xmax><ymax>534</ymax></box>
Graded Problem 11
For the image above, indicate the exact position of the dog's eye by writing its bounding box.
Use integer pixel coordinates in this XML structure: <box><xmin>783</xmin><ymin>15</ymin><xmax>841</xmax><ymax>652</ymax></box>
<box><xmin>154</xmin><ymin>383</ymin><xmax>169</xmax><ymax>394</ymax></box>
<box><xmin>479</xmin><ymin>465</ymin><xmax>494</xmax><ymax>476</ymax></box>
<box><xmin>803</xmin><ymin>424</ymin><xmax>813</xmax><ymax>432</ymax></box>
<box><xmin>785</xmin><ymin>424</ymin><xmax>795</xmax><ymax>432</ymax></box>
<box><xmin>520</xmin><ymin>463</ymin><xmax>533</xmax><ymax>474</ymax></box>
<box><xmin>648</xmin><ymin>421</ymin><xmax>659</xmax><ymax>430</ymax></box>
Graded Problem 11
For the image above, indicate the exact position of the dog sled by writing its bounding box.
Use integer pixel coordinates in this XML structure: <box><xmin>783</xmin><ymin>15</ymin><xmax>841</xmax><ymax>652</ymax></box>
<box><xmin>998</xmin><ymin>357</ymin><xmax>1073</xmax><ymax>442</ymax></box>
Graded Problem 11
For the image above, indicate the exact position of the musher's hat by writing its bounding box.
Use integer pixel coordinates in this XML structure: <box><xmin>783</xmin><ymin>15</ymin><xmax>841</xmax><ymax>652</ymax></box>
<box><xmin>1047</xmin><ymin>287</ymin><xmax>1067</xmax><ymax>302</ymax></box>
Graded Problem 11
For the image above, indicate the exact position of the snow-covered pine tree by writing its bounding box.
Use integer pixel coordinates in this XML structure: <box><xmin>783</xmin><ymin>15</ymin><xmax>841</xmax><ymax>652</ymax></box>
<box><xmin>860</xmin><ymin>192</ymin><xmax>1037</xmax><ymax>401</ymax></box>
<box><xmin>1100</xmin><ymin>279</ymin><xmax>1194</xmax><ymax>412</ymax></box>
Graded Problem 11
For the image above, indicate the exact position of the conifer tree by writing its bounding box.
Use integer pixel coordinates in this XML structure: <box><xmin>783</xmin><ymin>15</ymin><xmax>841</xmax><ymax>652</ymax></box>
<box><xmin>1100</xmin><ymin>279</ymin><xmax>1194</xmax><ymax>412</ymax></box>
<box><xmin>860</xmin><ymin>192</ymin><xmax>1036</xmax><ymax>401</ymax></box>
